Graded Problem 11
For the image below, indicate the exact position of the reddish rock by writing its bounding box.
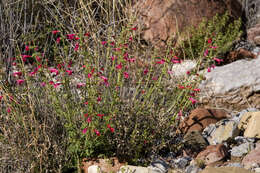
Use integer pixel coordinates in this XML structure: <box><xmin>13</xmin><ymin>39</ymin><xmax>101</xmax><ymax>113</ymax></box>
<box><xmin>178</xmin><ymin>108</ymin><xmax>228</xmax><ymax>133</ymax></box>
<box><xmin>242</xmin><ymin>143</ymin><xmax>260</xmax><ymax>169</ymax></box>
<box><xmin>226</xmin><ymin>48</ymin><xmax>257</xmax><ymax>63</ymax></box>
<box><xmin>196</xmin><ymin>144</ymin><xmax>229</xmax><ymax>165</ymax></box>
<box><xmin>247</xmin><ymin>24</ymin><xmax>260</xmax><ymax>45</ymax></box>
<box><xmin>132</xmin><ymin>0</ymin><xmax>242</xmax><ymax>47</ymax></box>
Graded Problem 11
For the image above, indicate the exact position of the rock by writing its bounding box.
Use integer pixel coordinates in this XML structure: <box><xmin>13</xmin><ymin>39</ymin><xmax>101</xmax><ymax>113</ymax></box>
<box><xmin>199</xmin><ymin>167</ymin><xmax>253</xmax><ymax>173</ymax></box>
<box><xmin>118</xmin><ymin>165</ymin><xmax>149</xmax><ymax>173</ymax></box>
<box><xmin>148</xmin><ymin>159</ymin><xmax>169</xmax><ymax>173</ymax></box>
<box><xmin>238</xmin><ymin>111</ymin><xmax>260</xmax><ymax>138</ymax></box>
<box><xmin>199</xmin><ymin>57</ymin><xmax>260</xmax><ymax>112</ymax></box>
<box><xmin>234</xmin><ymin>136</ymin><xmax>255</xmax><ymax>144</ymax></box>
<box><xmin>231</xmin><ymin>108</ymin><xmax>259</xmax><ymax>124</ymax></box>
<box><xmin>170</xmin><ymin>60</ymin><xmax>196</xmax><ymax>78</ymax></box>
<box><xmin>174</xmin><ymin>157</ymin><xmax>191</xmax><ymax>169</ymax></box>
<box><xmin>183</xmin><ymin>130</ymin><xmax>208</xmax><ymax>155</ymax></box>
<box><xmin>81</xmin><ymin>157</ymin><xmax>125</xmax><ymax>173</ymax></box>
<box><xmin>132</xmin><ymin>0</ymin><xmax>242</xmax><ymax>47</ymax></box>
<box><xmin>88</xmin><ymin>165</ymin><xmax>101</xmax><ymax>173</ymax></box>
<box><xmin>223</xmin><ymin>162</ymin><xmax>243</xmax><ymax>168</ymax></box>
<box><xmin>202</xmin><ymin>119</ymin><xmax>240</xmax><ymax>145</ymax></box>
<box><xmin>178</xmin><ymin>108</ymin><xmax>228</xmax><ymax>133</ymax></box>
<box><xmin>226</xmin><ymin>48</ymin><xmax>256</xmax><ymax>64</ymax></box>
<box><xmin>255</xmin><ymin>36</ymin><xmax>260</xmax><ymax>45</ymax></box>
<box><xmin>254</xmin><ymin>168</ymin><xmax>260</xmax><ymax>173</ymax></box>
<box><xmin>185</xmin><ymin>165</ymin><xmax>202</xmax><ymax>173</ymax></box>
<box><xmin>242</xmin><ymin>143</ymin><xmax>260</xmax><ymax>169</ymax></box>
<box><xmin>196</xmin><ymin>144</ymin><xmax>228</xmax><ymax>165</ymax></box>
<box><xmin>231</xmin><ymin>142</ymin><xmax>254</xmax><ymax>157</ymax></box>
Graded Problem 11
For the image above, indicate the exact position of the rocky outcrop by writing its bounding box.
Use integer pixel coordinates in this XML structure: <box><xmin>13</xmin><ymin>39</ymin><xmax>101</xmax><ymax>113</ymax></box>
<box><xmin>132</xmin><ymin>0</ymin><xmax>242</xmax><ymax>47</ymax></box>
<box><xmin>199</xmin><ymin>56</ymin><xmax>260</xmax><ymax>112</ymax></box>
<box><xmin>238</xmin><ymin>111</ymin><xmax>260</xmax><ymax>138</ymax></box>
<box><xmin>178</xmin><ymin>108</ymin><xmax>228</xmax><ymax>133</ymax></box>
<box><xmin>196</xmin><ymin>144</ymin><xmax>229</xmax><ymax>165</ymax></box>
<box><xmin>245</xmin><ymin>0</ymin><xmax>260</xmax><ymax>45</ymax></box>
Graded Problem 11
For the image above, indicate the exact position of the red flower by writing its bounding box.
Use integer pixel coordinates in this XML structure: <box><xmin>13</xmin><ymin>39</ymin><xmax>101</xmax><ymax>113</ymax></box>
<box><xmin>131</xmin><ymin>27</ymin><xmax>137</xmax><ymax>31</ymax></box>
<box><xmin>16</xmin><ymin>79</ymin><xmax>25</xmax><ymax>85</ymax></box>
<box><xmin>84</xmin><ymin>113</ymin><xmax>88</xmax><ymax>118</ymax></box>
<box><xmin>82</xmin><ymin>128</ymin><xmax>87</xmax><ymax>134</ymax></box>
<box><xmin>189</xmin><ymin>97</ymin><xmax>197</xmax><ymax>104</ymax></box>
<box><xmin>77</xmin><ymin>83</ymin><xmax>85</xmax><ymax>88</ymax></box>
<box><xmin>94</xmin><ymin>129</ymin><xmax>101</xmax><ymax>136</ymax></box>
<box><xmin>52</xmin><ymin>30</ymin><xmax>60</xmax><ymax>34</ymax></box>
<box><xmin>101</xmin><ymin>41</ymin><xmax>107</xmax><ymax>45</ymax></box>
<box><xmin>97</xmin><ymin>114</ymin><xmax>104</xmax><ymax>118</ymax></box>
<box><xmin>123</xmin><ymin>72</ymin><xmax>129</xmax><ymax>79</ymax></box>
<box><xmin>66</xmin><ymin>70</ymin><xmax>73</xmax><ymax>75</ymax></box>
<box><xmin>25</xmin><ymin>45</ymin><xmax>29</xmax><ymax>51</ymax></box>
<box><xmin>144</xmin><ymin>68</ymin><xmax>149</xmax><ymax>75</ymax></box>
<box><xmin>13</xmin><ymin>72</ymin><xmax>22</xmax><ymax>77</ymax></box>
<box><xmin>116</xmin><ymin>63</ymin><xmax>122</xmax><ymax>70</ymax></box>
<box><xmin>155</xmin><ymin>59</ymin><xmax>165</xmax><ymax>64</ymax></box>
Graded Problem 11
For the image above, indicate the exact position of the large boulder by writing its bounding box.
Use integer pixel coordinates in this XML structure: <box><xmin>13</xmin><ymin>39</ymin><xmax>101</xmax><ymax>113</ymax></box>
<box><xmin>245</xmin><ymin>0</ymin><xmax>260</xmax><ymax>45</ymax></box>
<box><xmin>132</xmin><ymin>0</ymin><xmax>242</xmax><ymax>47</ymax></box>
<box><xmin>178</xmin><ymin>108</ymin><xmax>228</xmax><ymax>133</ymax></box>
<box><xmin>198</xmin><ymin>56</ymin><xmax>260</xmax><ymax>112</ymax></box>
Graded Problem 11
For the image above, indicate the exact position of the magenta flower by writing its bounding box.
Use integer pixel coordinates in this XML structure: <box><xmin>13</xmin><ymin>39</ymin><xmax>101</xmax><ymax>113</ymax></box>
<box><xmin>36</xmin><ymin>56</ymin><xmax>41</xmax><ymax>62</ymax></box>
<box><xmin>123</xmin><ymin>52</ymin><xmax>129</xmax><ymax>61</ymax></box>
<box><xmin>144</xmin><ymin>68</ymin><xmax>149</xmax><ymax>75</ymax></box>
<box><xmin>155</xmin><ymin>59</ymin><xmax>165</xmax><ymax>64</ymax></box>
<box><xmin>40</xmin><ymin>82</ymin><xmax>46</xmax><ymax>87</ymax></box>
<box><xmin>21</xmin><ymin>55</ymin><xmax>32</xmax><ymax>62</ymax></box>
<box><xmin>16</xmin><ymin>79</ymin><xmax>25</xmax><ymax>85</ymax></box>
<box><xmin>0</xmin><ymin>96</ymin><xmax>3</xmax><ymax>101</ymax></box>
<box><xmin>87</xmin><ymin>73</ymin><xmax>92</xmax><ymax>78</ymax></box>
<box><xmin>74</xmin><ymin>43</ymin><xmax>79</xmax><ymax>51</ymax></box>
<box><xmin>53</xmin><ymin>82</ymin><xmax>62</xmax><ymax>88</ymax></box>
<box><xmin>189</xmin><ymin>97</ymin><xmax>197</xmax><ymax>104</ymax></box>
<box><xmin>75</xmin><ymin>36</ymin><xmax>80</xmax><ymax>40</ymax></box>
<box><xmin>66</xmin><ymin>70</ymin><xmax>73</xmax><ymax>75</ymax></box>
<box><xmin>56</xmin><ymin>37</ymin><xmax>61</xmax><ymax>44</ymax></box>
<box><xmin>213</xmin><ymin>57</ymin><xmax>223</xmax><ymax>64</ymax></box>
<box><xmin>210</xmin><ymin>46</ymin><xmax>217</xmax><ymax>49</ymax></box>
<box><xmin>87</xmin><ymin>117</ymin><xmax>92</xmax><ymax>123</ymax></box>
<box><xmin>171</xmin><ymin>59</ymin><xmax>181</xmax><ymax>64</ymax></box>
<box><xmin>49</xmin><ymin>68</ymin><xmax>59</xmax><ymax>75</ymax></box>
<box><xmin>111</xmin><ymin>56</ymin><xmax>116</xmax><ymax>61</ymax></box>
<box><xmin>129</xmin><ymin>58</ymin><xmax>136</xmax><ymax>63</ymax></box>
<box><xmin>52</xmin><ymin>30</ymin><xmax>60</xmax><ymax>34</ymax></box>
<box><xmin>129</xmin><ymin>37</ymin><xmax>133</xmax><ymax>41</ymax></box>
<box><xmin>25</xmin><ymin>45</ymin><xmax>29</xmax><ymax>51</ymax></box>
<box><xmin>123</xmin><ymin>72</ymin><xmax>129</xmax><ymax>79</ymax></box>
<box><xmin>208</xmin><ymin>38</ymin><xmax>212</xmax><ymax>44</ymax></box>
<box><xmin>116</xmin><ymin>63</ymin><xmax>122</xmax><ymax>70</ymax></box>
<box><xmin>97</xmin><ymin>114</ymin><xmax>104</xmax><ymax>118</ymax></box>
<box><xmin>82</xmin><ymin>128</ymin><xmax>87</xmax><ymax>134</ymax></box>
<box><xmin>97</xmin><ymin>96</ymin><xmax>102</xmax><ymax>102</ymax></box>
<box><xmin>193</xmin><ymin>88</ymin><xmax>201</xmax><ymax>92</ymax></box>
<box><xmin>101</xmin><ymin>41</ymin><xmax>107</xmax><ymax>45</ymax></box>
<box><xmin>77</xmin><ymin>83</ymin><xmax>85</xmax><ymax>88</ymax></box>
<box><xmin>131</xmin><ymin>27</ymin><xmax>137</xmax><ymax>31</ymax></box>
<box><xmin>204</xmin><ymin>49</ymin><xmax>209</xmax><ymax>56</ymax></box>
<box><xmin>207</xmin><ymin>67</ymin><xmax>211</xmax><ymax>72</ymax></box>
<box><xmin>94</xmin><ymin>129</ymin><xmax>101</xmax><ymax>136</ymax></box>
<box><xmin>13</xmin><ymin>72</ymin><xmax>22</xmax><ymax>77</ymax></box>
<box><xmin>7</xmin><ymin>107</ymin><xmax>11</xmax><ymax>113</ymax></box>
<box><xmin>152</xmin><ymin>76</ymin><xmax>158</xmax><ymax>81</ymax></box>
<box><xmin>67</xmin><ymin>34</ymin><xmax>75</xmax><ymax>40</ymax></box>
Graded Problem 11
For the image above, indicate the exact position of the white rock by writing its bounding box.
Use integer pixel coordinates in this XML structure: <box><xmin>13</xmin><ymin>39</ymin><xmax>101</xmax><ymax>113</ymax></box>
<box><xmin>88</xmin><ymin>165</ymin><xmax>102</xmax><ymax>173</ymax></box>
<box><xmin>171</xmin><ymin>60</ymin><xmax>196</xmax><ymax>77</ymax></box>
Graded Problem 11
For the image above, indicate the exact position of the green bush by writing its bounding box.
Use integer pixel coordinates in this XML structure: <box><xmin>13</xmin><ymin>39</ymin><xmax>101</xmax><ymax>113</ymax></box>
<box><xmin>175</xmin><ymin>12</ymin><xmax>242</xmax><ymax>64</ymax></box>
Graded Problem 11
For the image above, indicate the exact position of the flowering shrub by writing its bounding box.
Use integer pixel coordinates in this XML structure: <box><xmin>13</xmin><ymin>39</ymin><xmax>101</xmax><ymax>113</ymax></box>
<box><xmin>0</xmin><ymin>1</ymin><xmax>239</xmax><ymax>171</ymax></box>
<box><xmin>175</xmin><ymin>12</ymin><xmax>242</xmax><ymax>66</ymax></box>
